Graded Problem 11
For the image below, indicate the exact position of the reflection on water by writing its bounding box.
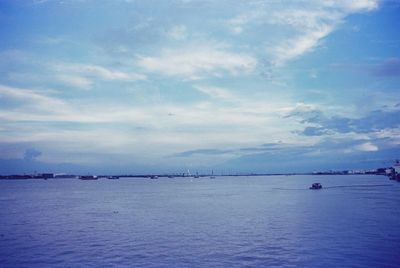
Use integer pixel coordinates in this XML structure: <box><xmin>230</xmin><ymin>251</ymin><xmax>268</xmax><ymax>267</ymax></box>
<box><xmin>0</xmin><ymin>175</ymin><xmax>399</xmax><ymax>267</ymax></box>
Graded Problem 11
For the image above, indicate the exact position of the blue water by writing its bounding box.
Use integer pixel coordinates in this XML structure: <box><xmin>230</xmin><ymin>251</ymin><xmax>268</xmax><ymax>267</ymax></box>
<box><xmin>0</xmin><ymin>175</ymin><xmax>399</xmax><ymax>267</ymax></box>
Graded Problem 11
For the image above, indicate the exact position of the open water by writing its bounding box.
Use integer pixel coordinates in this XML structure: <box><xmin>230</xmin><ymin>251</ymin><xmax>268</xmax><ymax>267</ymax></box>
<box><xmin>0</xmin><ymin>175</ymin><xmax>399</xmax><ymax>267</ymax></box>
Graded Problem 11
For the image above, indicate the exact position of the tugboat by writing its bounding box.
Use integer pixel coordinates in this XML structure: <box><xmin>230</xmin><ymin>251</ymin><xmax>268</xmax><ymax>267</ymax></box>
<box><xmin>310</xmin><ymin>182</ymin><xmax>322</xmax><ymax>190</ymax></box>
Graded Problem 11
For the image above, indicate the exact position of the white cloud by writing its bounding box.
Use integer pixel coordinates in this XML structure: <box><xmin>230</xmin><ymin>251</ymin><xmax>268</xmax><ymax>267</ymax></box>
<box><xmin>324</xmin><ymin>0</ymin><xmax>379</xmax><ymax>12</ymax></box>
<box><xmin>194</xmin><ymin>85</ymin><xmax>236</xmax><ymax>101</ymax></box>
<box><xmin>54</xmin><ymin>63</ymin><xmax>146</xmax><ymax>82</ymax></box>
<box><xmin>226</xmin><ymin>0</ymin><xmax>379</xmax><ymax>65</ymax></box>
<box><xmin>0</xmin><ymin>84</ymin><xmax>304</xmax><ymax>158</ymax></box>
<box><xmin>273</xmin><ymin>0</ymin><xmax>378</xmax><ymax>64</ymax></box>
<box><xmin>136</xmin><ymin>43</ymin><xmax>257</xmax><ymax>79</ymax></box>
<box><xmin>2</xmin><ymin>51</ymin><xmax>147</xmax><ymax>90</ymax></box>
<box><xmin>36</xmin><ymin>62</ymin><xmax>148</xmax><ymax>89</ymax></box>
<box><xmin>227</xmin><ymin>11</ymin><xmax>260</xmax><ymax>35</ymax></box>
<box><xmin>264</xmin><ymin>8</ymin><xmax>341</xmax><ymax>65</ymax></box>
<box><xmin>355</xmin><ymin>142</ymin><xmax>379</xmax><ymax>151</ymax></box>
<box><xmin>0</xmin><ymin>85</ymin><xmax>140</xmax><ymax>124</ymax></box>
<box><xmin>271</xmin><ymin>24</ymin><xmax>334</xmax><ymax>65</ymax></box>
<box><xmin>56</xmin><ymin>74</ymin><xmax>94</xmax><ymax>89</ymax></box>
<box><xmin>0</xmin><ymin>85</ymin><xmax>67</xmax><ymax>112</ymax></box>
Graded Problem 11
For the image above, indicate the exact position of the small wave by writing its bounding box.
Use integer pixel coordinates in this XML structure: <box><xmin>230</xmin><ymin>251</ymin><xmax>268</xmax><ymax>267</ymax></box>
<box><xmin>272</xmin><ymin>188</ymin><xmax>308</xmax><ymax>191</ymax></box>
<box><xmin>324</xmin><ymin>184</ymin><xmax>392</xmax><ymax>189</ymax></box>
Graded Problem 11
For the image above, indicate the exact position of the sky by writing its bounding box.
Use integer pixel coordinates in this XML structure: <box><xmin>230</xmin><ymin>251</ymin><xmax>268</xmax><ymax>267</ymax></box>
<box><xmin>0</xmin><ymin>0</ymin><xmax>399</xmax><ymax>174</ymax></box>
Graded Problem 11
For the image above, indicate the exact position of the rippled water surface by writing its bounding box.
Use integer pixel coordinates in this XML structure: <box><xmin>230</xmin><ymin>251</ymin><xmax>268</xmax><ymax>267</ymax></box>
<box><xmin>1</xmin><ymin>175</ymin><xmax>399</xmax><ymax>267</ymax></box>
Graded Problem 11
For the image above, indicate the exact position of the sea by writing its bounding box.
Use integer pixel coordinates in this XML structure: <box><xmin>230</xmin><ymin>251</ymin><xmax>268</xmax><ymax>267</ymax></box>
<box><xmin>0</xmin><ymin>175</ymin><xmax>399</xmax><ymax>268</ymax></box>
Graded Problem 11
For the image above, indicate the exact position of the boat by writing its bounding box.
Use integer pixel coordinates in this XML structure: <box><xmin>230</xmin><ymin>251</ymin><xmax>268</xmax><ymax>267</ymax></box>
<box><xmin>108</xmin><ymin>176</ymin><xmax>119</xmax><ymax>179</ymax></box>
<box><xmin>150</xmin><ymin>175</ymin><xmax>158</xmax><ymax>179</ymax></box>
<box><xmin>309</xmin><ymin>183</ymin><xmax>322</xmax><ymax>189</ymax></box>
<box><xmin>210</xmin><ymin>170</ymin><xmax>215</xmax><ymax>179</ymax></box>
<box><xmin>79</xmin><ymin>175</ymin><xmax>98</xmax><ymax>180</ymax></box>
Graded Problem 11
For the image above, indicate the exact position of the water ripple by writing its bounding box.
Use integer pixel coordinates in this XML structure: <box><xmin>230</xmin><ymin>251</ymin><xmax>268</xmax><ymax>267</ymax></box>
<box><xmin>0</xmin><ymin>175</ymin><xmax>399</xmax><ymax>267</ymax></box>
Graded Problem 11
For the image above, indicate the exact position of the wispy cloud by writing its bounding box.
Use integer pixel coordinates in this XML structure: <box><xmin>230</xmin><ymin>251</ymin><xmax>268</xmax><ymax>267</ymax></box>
<box><xmin>55</xmin><ymin>63</ymin><xmax>145</xmax><ymax>81</ymax></box>
<box><xmin>0</xmin><ymin>83</ymin><xmax>302</xmax><ymax>163</ymax></box>
<box><xmin>55</xmin><ymin>74</ymin><xmax>94</xmax><ymax>89</ymax></box>
<box><xmin>136</xmin><ymin>42</ymin><xmax>257</xmax><ymax>79</ymax></box>
<box><xmin>53</xmin><ymin>63</ymin><xmax>146</xmax><ymax>89</ymax></box>
<box><xmin>225</xmin><ymin>0</ymin><xmax>379</xmax><ymax>65</ymax></box>
<box><xmin>194</xmin><ymin>85</ymin><xmax>236</xmax><ymax>101</ymax></box>
<box><xmin>355</xmin><ymin>142</ymin><xmax>378</xmax><ymax>152</ymax></box>
<box><xmin>0</xmin><ymin>85</ymin><xmax>68</xmax><ymax>112</ymax></box>
<box><xmin>269</xmin><ymin>20</ymin><xmax>335</xmax><ymax>65</ymax></box>
<box><xmin>0</xmin><ymin>48</ymin><xmax>147</xmax><ymax>90</ymax></box>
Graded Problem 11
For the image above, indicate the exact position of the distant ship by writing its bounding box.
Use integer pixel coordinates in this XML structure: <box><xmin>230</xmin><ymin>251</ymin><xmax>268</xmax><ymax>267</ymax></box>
<box><xmin>150</xmin><ymin>175</ymin><xmax>158</xmax><ymax>179</ymax></box>
<box><xmin>79</xmin><ymin>175</ymin><xmax>98</xmax><ymax>180</ymax></box>
<box><xmin>309</xmin><ymin>183</ymin><xmax>322</xmax><ymax>190</ymax></box>
<box><xmin>108</xmin><ymin>176</ymin><xmax>119</xmax><ymax>179</ymax></box>
<box><xmin>388</xmin><ymin>160</ymin><xmax>400</xmax><ymax>181</ymax></box>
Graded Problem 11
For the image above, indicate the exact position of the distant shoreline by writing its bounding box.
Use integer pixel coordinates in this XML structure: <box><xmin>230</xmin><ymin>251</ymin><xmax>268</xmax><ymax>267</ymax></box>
<box><xmin>0</xmin><ymin>170</ymin><xmax>390</xmax><ymax>180</ymax></box>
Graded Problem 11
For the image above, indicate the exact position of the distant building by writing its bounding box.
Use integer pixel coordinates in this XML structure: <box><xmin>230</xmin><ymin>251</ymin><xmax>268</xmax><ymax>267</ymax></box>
<box><xmin>394</xmin><ymin>161</ymin><xmax>400</xmax><ymax>174</ymax></box>
<box><xmin>389</xmin><ymin>161</ymin><xmax>400</xmax><ymax>180</ymax></box>
<box><xmin>54</xmin><ymin>174</ymin><xmax>77</xmax><ymax>179</ymax></box>
<box><xmin>385</xmin><ymin>168</ymin><xmax>393</xmax><ymax>175</ymax></box>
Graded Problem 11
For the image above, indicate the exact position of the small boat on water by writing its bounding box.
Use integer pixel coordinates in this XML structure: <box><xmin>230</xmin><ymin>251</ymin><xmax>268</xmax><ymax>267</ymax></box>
<box><xmin>210</xmin><ymin>170</ymin><xmax>215</xmax><ymax>179</ymax></box>
<box><xmin>310</xmin><ymin>183</ymin><xmax>322</xmax><ymax>190</ymax></box>
<box><xmin>79</xmin><ymin>175</ymin><xmax>98</xmax><ymax>180</ymax></box>
<box><xmin>108</xmin><ymin>176</ymin><xmax>119</xmax><ymax>179</ymax></box>
<box><xmin>150</xmin><ymin>175</ymin><xmax>158</xmax><ymax>179</ymax></box>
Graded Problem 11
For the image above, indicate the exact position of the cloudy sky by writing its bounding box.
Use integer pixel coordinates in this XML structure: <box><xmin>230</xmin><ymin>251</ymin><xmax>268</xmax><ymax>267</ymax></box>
<box><xmin>0</xmin><ymin>0</ymin><xmax>399</xmax><ymax>174</ymax></box>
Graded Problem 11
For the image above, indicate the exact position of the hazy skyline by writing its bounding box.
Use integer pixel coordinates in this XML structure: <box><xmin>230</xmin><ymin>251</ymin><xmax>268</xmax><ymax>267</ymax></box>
<box><xmin>0</xmin><ymin>0</ymin><xmax>399</xmax><ymax>174</ymax></box>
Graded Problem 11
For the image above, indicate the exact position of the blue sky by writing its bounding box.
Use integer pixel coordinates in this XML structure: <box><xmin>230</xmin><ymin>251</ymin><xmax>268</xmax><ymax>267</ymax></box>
<box><xmin>0</xmin><ymin>0</ymin><xmax>399</xmax><ymax>174</ymax></box>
